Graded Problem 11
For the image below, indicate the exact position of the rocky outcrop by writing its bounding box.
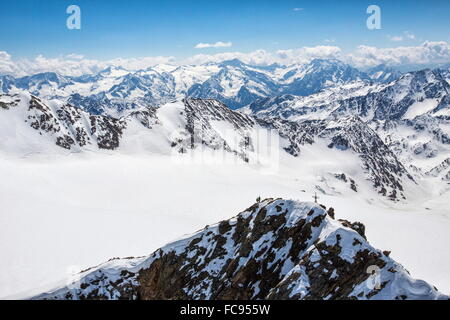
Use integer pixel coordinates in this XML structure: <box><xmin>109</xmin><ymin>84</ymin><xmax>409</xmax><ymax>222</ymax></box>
<box><xmin>0</xmin><ymin>93</ymin><xmax>129</xmax><ymax>152</ymax></box>
<box><xmin>426</xmin><ymin>158</ymin><xmax>450</xmax><ymax>181</ymax></box>
<box><xmin>321</xmin><ymin>117</ymin><xmax>415</xmax><ymax>200</ymax></box>
<box><xmin>33</xmin><ymin>199</ymin><xmax>447</xmax><ymax>300</ymax></box>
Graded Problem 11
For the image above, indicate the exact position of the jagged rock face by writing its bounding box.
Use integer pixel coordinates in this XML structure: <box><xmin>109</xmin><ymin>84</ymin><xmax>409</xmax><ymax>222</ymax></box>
<box><xmin>441</xmin><ymin>66</ymin><xmax>450</xmax><ymax>85</ymax></box>
<box><xmin>258</xmin><ymin>116</ymin><xmax>414</xmax><ymax>199</ymax></box>
<box><xmin>0</xmin><ymin>93</ymin><xmax>260</xmax><ymax>162</ymax></box>
<box><xmin>320</xmin><ymin>117</ymin><xmax>414</xmax><ymax>200</ymax></box>
<box><xmin>427</xmin><ymin>158</ymin><xmax>450</xmax><ymax>181</ymax></box>
<box><xmin>33</xmin><ymin>199</ymin><xmax>447</xmax><ymax>300</ymax></box>
<box><xmin>0</xmin><ymin>92</ymin><xmax>21</xmax><ymax>110</ymax></box>
<box><xmin>179</xmin><ymin>98</ymin><xmax>256</xmax><ymax>158</ymax></box>
<box><xmin>256</xmin><ymin>117</ymin><xmax>319</xmax><ymax>156</ymax></box>
<box><xmin>0</xmin><ymin>93</ymin><xmax>259</xmax><ymax>158</ymax></box>
<box><xmin>372</xmin><ymin>115</ymin><xmax>450</xmax><ymax>177</ymax></box>
<box><xmin>68</xmin><ymin>93</ymin><xmax>126</xmax><ymax>116</ymax></box>
<box><xmin>0</xmin><ymin>92</ymin><xmax>129</xmax><ymax>152</ymax></box>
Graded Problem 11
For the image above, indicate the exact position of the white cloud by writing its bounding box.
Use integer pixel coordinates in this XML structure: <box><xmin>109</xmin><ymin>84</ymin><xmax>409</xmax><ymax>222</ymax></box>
<box><xmin>0</xmin><ymin>41</ymin><xmax>449</xmax><ymax>76</ymax></box>
<box><xmin>0</xmin><ymin>51</ymin><xmax>11</xmax><ymax>60</ymax></box>
<box><xmin>293</xmin><ymin>8</ymin><xmax>304</xmax><ymax>11</ymax></box>
<box><xmin>66</xmin><ymin>53</ymin><xmax>85</xmax><ymax>60</ymax></box>
<box><xmin>388</xmin><ymin>31</ymin><xmax>416</xmax><ymax>42</ymax></box>
<box><xmin>185</xmin><ymin>45</ymin><xmax>342</xmax><ymax>66</ymax></box>
<box><xmin>388</xmin><ymin>35</ymin><xmax>404</xmax><ymax>42</ymax></box>
<box><xmin>106</xmin><ymin>56</ymin><xmax>176</xmax><ymax>70</ymax></box>
<box><xmin>185</xmin><ymin>49</ymin><xmax>273</xmax><ymax>65</ymax></box>
<box><xmin>0</xmin><ymin>51</ymin><xmax>19</xmax><ymax>75</ymax></box>
<box><xmin>276</xmin><ymin>46</ymin><xmax>342</xmax><ymax>64</ymax></box>
<box><xmin>405</xmin><ymin>31</ymin><xmax>416</xmax><ymax>40</ymax></box>
<box><xmin>0</xmin><ymin>53</ymin><xmax>175</xmax><ymax>77</ymax></box>
<box><xmin>195</xmin><ymin>42</ymin><xmax>232</xmax><ymax>49</ymax></box>
<box><xmin>346</xmin><ymin>41</ymin><xmax>450</xmax><ymax>67</ymax></box>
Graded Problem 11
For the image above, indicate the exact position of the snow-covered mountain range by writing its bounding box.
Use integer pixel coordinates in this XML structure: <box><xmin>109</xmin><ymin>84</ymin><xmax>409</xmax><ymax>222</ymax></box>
<box><xmin>33</xmin><ymin>198</ymin><xmax>448</xmax><ymax>300</ymax></box>
<box><xmin>0</xmin><ymin>92</ymin><xmax>423</xmax><ymax>201</ymax></box>
<box><xmin>1</xmin><ymin>59</ymin><xmax>449</xmax><ymax>299</ymax></box>
<box><xmin>243</xmin><ymin>68</ymin><xmax>449</xmax><ymax>121</ymax></box>
<box><xmin>3</xmin><ymin>60</ymin><xmax>449</xmax><ymax>202</ymax></box>
<box><xmin>0</xmin><ymin>59</ymin><xmax>403</xmax><ymax>114</ymax></box>
<box><xmin>1</xmin><ymin>60</ymin><xmax>449</xmax><ymax>201</ymax></box>
<box><xmin>366</xmin><ymin>64</ymin><xmax>403</xmax><ymax>83</ymax></box>
<box><xmin>242</xmin><ymin>67</ymin><xmax>450</xmax><ymax>196</ymax></box>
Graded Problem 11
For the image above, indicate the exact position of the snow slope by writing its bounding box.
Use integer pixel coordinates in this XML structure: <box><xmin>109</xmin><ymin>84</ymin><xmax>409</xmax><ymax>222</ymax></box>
<box><xmin>1</xmin><ymin>153</ymin><xmax>449</xmax><ymax>299</ymax></box>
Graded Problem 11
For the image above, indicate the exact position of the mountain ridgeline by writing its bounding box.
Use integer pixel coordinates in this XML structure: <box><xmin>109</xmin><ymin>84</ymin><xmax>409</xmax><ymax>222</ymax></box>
<box><xmin>0</xmin><ymin>59</ymin><xmax>407</xmax><ymax>113</ymax></box>
<box><xmin>0</xmin><ymin>92</ymin><xmax>420</xmax><ymax>201</ymax></box>
<box><xmin>33</xmin><ymin>199</ymin><xmax>448</xmax><ymax>300</ymax></box>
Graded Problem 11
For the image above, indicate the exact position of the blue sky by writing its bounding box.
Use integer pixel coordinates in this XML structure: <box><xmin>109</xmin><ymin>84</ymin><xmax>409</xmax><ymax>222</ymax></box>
<box><xmin>1</xmin><ymin>0</ymin><xmax>449</xmax><ymax>60</ymax></box>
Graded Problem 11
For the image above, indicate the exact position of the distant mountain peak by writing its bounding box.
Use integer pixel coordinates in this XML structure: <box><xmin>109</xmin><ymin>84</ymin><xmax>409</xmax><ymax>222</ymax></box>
<box><xmin>219</xmin><ymin>58</ymin><xmax>247</xmax><ymax>67</ymax></box>
<box><xmin>308</xmin><ymin>58</ymin><xmax>344</xmax><ymax>65</ymax></box>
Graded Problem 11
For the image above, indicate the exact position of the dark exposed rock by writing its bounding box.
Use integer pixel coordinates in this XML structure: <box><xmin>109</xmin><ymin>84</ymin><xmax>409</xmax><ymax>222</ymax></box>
<box><xmin>327</xmin><ymin>207</ymin><xmax>335</xmax><ymax>219</ymax></box>
<box><xmin>338</xmin><ymin>219</ymin><xmax>366</xmax><ymax>240</ymax></box>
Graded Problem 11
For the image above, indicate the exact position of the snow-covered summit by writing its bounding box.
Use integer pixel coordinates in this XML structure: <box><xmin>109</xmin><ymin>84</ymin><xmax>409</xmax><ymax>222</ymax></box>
<box><xmin>32</xmin><ymin>198</ymin><xmax>448</xmax><ymax>300</ymax></box>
